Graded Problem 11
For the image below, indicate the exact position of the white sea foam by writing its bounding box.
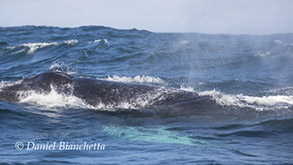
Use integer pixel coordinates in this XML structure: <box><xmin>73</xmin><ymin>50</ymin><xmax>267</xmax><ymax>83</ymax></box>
<box><xmin>275</xmin><ymin>40</ymin><xmax>283</xmax><ymax>44</ymax></box>
<box><xmin>103</xmin><ymin>39</ymin><xmax>108</xmax><ymax>44</ymax></box>
<box><xmin>93</xmin><ymin>39</ymin><xmax>102</xmax><ymax>43</ymax></box>
<box><xmin>7</xmin><ymin>39</ymin><xmax>78</xmax><ymax>54</ymax></box>
<box><xmin>95</xmin><ymin>39</ymin><xmax>108</xmax><ymax>44</ymax></box>
<box><xmin>11</xmin><ymin>48</ymin><xmax>26</xmax><ymax>55</ymax></box>
<box><xmin>21</xmin><ymin>42</ymin><xmax>58</xmax><ymax>54</ymax></box>
<box><xmin>49</xmin><ymin>62</ymin><xmax>61</xmax><ymax>70</ymax></box>
<box><xmin>179</xmin><ymin>85</ymin><xmax>195</xmax><ymax>92</ymax></box>
<box><xmin>274</xmin><ymin>40</ymin><xmax>293</xmax><ymax>46</ymax></box>
<box><xmin>257</xmin><ymin>51</ymin><xmax>271</xmax><ymax>57</ymax></box>
<box><xmin>49</xmin><ymin>61</ymin><xmax>76</xmax><ymax>75</ymax></box>
<box><xmin>89</xmin><ymin>39</ymin><xmax>109</xmax><ymax>44</ymax></box>
<box><xmin>199</xmin><ymin>90</ymin><xmax>293</xmax><ymax>110</ymax></box>
<box><xmin>101</xmin><ymin>75</ymin><xmax>167</xmax><ymax>85</ymax></box>
<box><xmin>64</xmin><ymin>39</ymin><xmax>78</xmax><ymax>46</ymax></box>
<box><xmin>89</xmin><ymin>39</ymin><xmax>110</xmax><ymax>47</ymax></box>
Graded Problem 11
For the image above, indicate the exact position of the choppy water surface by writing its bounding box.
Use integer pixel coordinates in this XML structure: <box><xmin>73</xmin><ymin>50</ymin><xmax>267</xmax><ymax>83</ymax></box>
<box><xmin>1</xmin><ymin>26</ymin><xmax>293</xmax><ymax>164</ymax></box>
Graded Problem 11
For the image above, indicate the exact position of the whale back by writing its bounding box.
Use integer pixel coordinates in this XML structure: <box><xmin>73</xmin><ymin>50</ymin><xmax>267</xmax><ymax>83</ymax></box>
<box><xmin>22</xmin><ymin>72</ymin><xmax>74</xmax><ymax>92</ymax></box>
<box><xmin>23</xmin><ymin>72</ymin><xmax>73</xmax><ymax>86</ymax></box>
<box><xmin>0</xmin><ymin>72</ymin><xmax>208</xmax><ymax>112</ymax></box>
<box><xmin>0</xmin><ymin>72</ymin><xmax>74</xmax><ymax>102</ymax></box>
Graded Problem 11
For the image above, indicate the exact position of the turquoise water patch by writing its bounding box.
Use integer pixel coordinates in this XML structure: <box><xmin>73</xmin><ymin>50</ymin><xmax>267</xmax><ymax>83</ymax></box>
<box><xmin>103</xmin><ymin>125</ymin><xmax>207</xmax><ymax>146</ymax></box>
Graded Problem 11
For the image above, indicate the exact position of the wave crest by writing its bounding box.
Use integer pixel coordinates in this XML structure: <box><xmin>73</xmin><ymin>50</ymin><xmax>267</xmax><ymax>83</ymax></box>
<box><xmin>6</xmin><ymin>39</ymin><xmax>78</xmax><ymax>54</ymax></box>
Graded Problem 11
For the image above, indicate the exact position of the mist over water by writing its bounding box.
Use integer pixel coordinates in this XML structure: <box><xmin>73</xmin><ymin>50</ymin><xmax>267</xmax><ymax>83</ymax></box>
<box><xmin>0</xmin><ymin>26</ymin><xmax>293</xmax><ymax>164</ymax></box>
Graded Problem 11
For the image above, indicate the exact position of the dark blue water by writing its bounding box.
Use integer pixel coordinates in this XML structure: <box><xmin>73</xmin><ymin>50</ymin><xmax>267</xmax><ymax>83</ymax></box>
<box><xmin>1</xmin><ymin>26</ymin><xmax>293</xmax><ymax>164</ymax></box>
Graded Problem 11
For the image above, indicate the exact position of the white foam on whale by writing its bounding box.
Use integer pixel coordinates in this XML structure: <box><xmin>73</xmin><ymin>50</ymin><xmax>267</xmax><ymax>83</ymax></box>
<box><xmin>179</xmin><ymin>85</ymin><xmax>195</xmax><ymax>92</ymax></box>
<box><xmin>16</xmin><ymin>84</ymin><xmax>171</xmax><ymax>111</ymax></box>
<box><xmin>199</xmin><ymin>90</ymin><xmax>293</xmax><ymax>111</ymax></box>
<box><xmin>100</xmin><ymin>75</ymin><xmax>167</xmax><ymax>85</ymax></box>
<box><xmin>18</xmin><ymin>84</ymin><xmax>87</xmax><ymax>109</ymax></box>
<box><xmin>3</xmin><ymin>77</ymin><xmax>292</xmax><ymax>112</ymax></box>
<box><xmin>0</xmin><ymin>80</ymin><xmax>23</xmax><ymax>91</ymax></box>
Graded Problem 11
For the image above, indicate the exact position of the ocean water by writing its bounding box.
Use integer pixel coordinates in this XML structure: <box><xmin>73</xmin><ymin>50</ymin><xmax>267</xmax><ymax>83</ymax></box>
<box><xmin>0</xmin><ymin>26</ymin><xmax>293</xmax><ymax>164</ymax></box>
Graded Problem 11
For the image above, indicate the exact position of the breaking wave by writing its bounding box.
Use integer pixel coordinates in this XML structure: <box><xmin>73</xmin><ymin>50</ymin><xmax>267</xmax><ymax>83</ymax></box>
<box><xmin>5</xmin><ymin>39</ymin><xmax>78</xmax><ymax>54</ymax></box>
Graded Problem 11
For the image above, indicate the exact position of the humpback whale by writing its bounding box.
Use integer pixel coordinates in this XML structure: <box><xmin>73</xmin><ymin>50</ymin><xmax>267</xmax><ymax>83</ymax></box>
<box><xmin>0</xmin><ymin>72</ymin><xmax>207</xmax><ymax>109</ymax></box>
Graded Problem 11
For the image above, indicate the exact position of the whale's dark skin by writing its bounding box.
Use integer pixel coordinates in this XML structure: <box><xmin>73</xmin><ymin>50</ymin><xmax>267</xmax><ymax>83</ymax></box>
<box><xmin>0</xmin><ymin>72</ymin><xmax>208</xmax><ymax>109</ymax></box>
<box><xmin>0</xmin><ymin>72</ymin><xmax>74</xmax><ymax>102</ymax></box>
